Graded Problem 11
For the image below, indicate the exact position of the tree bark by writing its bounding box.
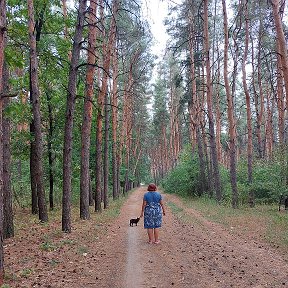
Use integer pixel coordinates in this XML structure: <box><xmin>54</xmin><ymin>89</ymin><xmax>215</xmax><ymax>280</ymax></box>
<box><xmin>256</xmin><ymin>26</ymin><xmax>264</xmax><ymax>158</ymax></box>
<box><xmin>95</xmin><ymin>0</ymin><xmax>117</xmax><ymax>211</ymax></box>
<box><xmin>241</xmin><ymin>0</ymin><xmax>254</xmax><ymax>207</ymax></box>
<box><xmin>103</xmin><ymin>93</ymin><xmax>109</xmax><ymax>209</ymax></box>
<box><xmin>62</xmin><ymin>0</ymin><xmax>72</xmax><ymax>60</ymax></box>
<box><xmin>28</xmin><ymin>0</ymin><xmax>48</xmax><ymax>222</ymax></box>
<box><xmin>276</xmin><ymin>42</ymin><xmax>285</xmax><ymax>146</ymax></box>
<box><xmin>80</xmin><ymin>0</ymin><xmax>98</xmax><ymax>220</ymax></box>
<box><xmin>111</xmin><ymin>43</ymin><xmax>119</xmax><ymax>199</ymax></box>
<box><xmin>270</xmin><ymin>0</ymin><xmax>288</xmax><ymax>104</ymax></box>
<box><xmin>265</xmin><ymin>87</ymin><xmax>274</xmax><ymax>159</ymax></box>
<box><xmin>3</xmin><ymin>63</ymin><xmax>14</xmax><ymax>238</ymax></box>
<box><xmin>46</xmin><ymin>90</ymin><xmax>54</xmax><ymax>211</ymax></box>
<box><xmin>62</xmin><ymin>0</ymin><xmax>87</xmax><ymax>232</ymax></box>
<box><xmin>203</xmin><ymin>0</ymin><xmax>222</xmax><ymax>202</ymax></box>
<box><xmin>222</xmin><ymin>0</ymin><xmax>238</xmax><ymax>208</ymax></box>
<box><xmin>0</xmin><ymin>0</ymin><xmax>6</xmax><ymax>282</ymax></box>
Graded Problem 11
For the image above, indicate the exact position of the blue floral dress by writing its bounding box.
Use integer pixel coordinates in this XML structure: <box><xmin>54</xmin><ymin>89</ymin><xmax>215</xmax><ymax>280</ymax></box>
<box><xmin>143</xmin><ymin>191</ymin><xmax>163</xmax><ymax>229</ymax></box>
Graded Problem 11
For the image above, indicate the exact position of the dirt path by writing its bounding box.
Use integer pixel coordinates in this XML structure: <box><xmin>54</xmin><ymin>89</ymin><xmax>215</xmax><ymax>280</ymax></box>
<box><xmin>5</xmin><ymin>187</ymin><xmax>288</xmax><ymax>287</ymax></box>
<box><xmin>98</xmin><ymin>187</ymin><xmax>288</xmax><ymax>288</ymax></box>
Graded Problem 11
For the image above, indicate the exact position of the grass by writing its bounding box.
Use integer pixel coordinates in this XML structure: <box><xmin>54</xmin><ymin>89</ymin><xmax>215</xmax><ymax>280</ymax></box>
<box><xmin>167</xmin><ymin>201</ymin><xmax>203</xmax><ymax>226</ymax></box>
<box><xmin>167</xmin><ymin>201</ymin><xmax>184</xmax><ymax>214</ymax></box>
<box><xmin>40</xmin><ymin>240</ymin><xmax>57</xmax><ymax>252</ymax></box>
<box><xmin>19</xmin><ymin>268</ymin><xmax>33</xmax><ymax>278</ymax></box>
<box><xmin>78</xmin><ymin>245</ymin><xmax>89</xmax><ymax>254</ymax></box>
<box><xmin>168</xmin><ymin>194</ymin><xmax>288</xmax><ymax>252</ymax></box>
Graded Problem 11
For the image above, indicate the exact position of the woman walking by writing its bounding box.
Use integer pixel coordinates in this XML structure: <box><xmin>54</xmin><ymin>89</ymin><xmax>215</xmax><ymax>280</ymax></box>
<box><xmin>140</xmin><ymin>183</ymin><xmax>166</xmax><ymax>244</ymax></box>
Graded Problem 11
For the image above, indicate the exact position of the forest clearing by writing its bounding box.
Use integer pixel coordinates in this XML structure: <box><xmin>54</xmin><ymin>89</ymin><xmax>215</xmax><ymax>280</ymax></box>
<box><xmin>1</xmin><ymin>0</ymin><xmax>288</xmax><ymax>286</ymax></box>
<box><xmin>2</xmin><ymin>187</ymin><xmax>288</xmax><ymax>287</ymax></box>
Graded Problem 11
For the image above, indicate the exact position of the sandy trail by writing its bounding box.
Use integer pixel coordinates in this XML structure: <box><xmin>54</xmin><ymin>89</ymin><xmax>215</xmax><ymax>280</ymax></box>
<box><xmin>105</xmin><ymin>187</ymin><xmax>288</xmax><ymax>288</ymax></box>
<box><xmin>124</xmin><ymin>191</ymin><xmax>145</xmax><ymax>287</ymax></box>
<box><xmin>4</xmin><ymin>186</ymin><xmax>288</xmax><ymax>287</ymax></box>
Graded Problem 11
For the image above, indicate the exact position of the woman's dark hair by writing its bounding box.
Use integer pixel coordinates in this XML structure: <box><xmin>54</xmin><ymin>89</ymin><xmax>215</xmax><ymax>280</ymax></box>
<box><xmin>147</xmin><ymin>183</ymin><xmax>157</xmax><ymax>191</ymax></box>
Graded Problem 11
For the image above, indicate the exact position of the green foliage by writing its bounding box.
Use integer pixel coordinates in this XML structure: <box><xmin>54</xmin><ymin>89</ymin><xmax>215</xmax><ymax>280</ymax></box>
<box><xmin>40</xmin><ymin>241</ymin><xmax>57</xmax><ymax>252</ymax></box>
<box><xmin>162</xmin><ymin>145</ymin><xmax>288</xmax><ymax>206</ymax></box>
<box><xmin>162</xmin><ymin>146</ymin><xmax>204</xmax><ymax>197</ymax></box>
<box><xmin>19</xmin><ymin>268</ymin><xmax>33</xmax><ymax>278</ymax></box>
<box><xmin>236</xmin><ymin>157</ymin><xmax>286</xmax><ymax>204</ymax></box>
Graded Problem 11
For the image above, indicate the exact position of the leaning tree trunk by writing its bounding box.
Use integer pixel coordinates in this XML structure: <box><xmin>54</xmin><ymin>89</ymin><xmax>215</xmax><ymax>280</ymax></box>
<box><xmin>241</xmin><ymin>0</ymin><xmax>254</xmax><ymax>207</ymax></box>
<box><xmin>28</xmin><ymin>0</ymin><xmax>48</xmax><ymax>222</ymax></box>
<box><xmin>80</xmin><ymin>0</ymin><xmax>98</xmax><ymax>220</ymax></box>
<box><xmin>203</xmin><ymin>0</ymin><xmax>222</xmax><ymax>202</ymax></box>
<box><xmin>2</xmin><ymin>63</ymin><xmax>14</xmax><ymax>238</ymax></box>
<box><xmin>62</xmin><ymin>0</ymin><xmax>87</xmax><ymax>232</ymax></box>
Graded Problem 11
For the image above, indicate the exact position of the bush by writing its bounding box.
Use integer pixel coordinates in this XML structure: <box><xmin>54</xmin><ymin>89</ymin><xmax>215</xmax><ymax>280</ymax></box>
<box><xmin>162</xmin><ymin>148</ymin><xmax>288</xmax><ymax>206</ymax></box>
<box><xmin>161</xmin><ymin>147</ymin><xmax>204</xmax><ymax>197</ymax></box>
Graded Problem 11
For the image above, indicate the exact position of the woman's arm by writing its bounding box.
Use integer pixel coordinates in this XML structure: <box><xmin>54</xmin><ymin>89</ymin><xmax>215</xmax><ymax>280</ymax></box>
<box><xmin>140</xmin><ymin>200</ymin><xmax>146</xmax><ymax>217</ymax></box>
<box><xmin>160</xmin><ymin>199</ymin><xmax>166</xmax><ymax>215</ymax></box>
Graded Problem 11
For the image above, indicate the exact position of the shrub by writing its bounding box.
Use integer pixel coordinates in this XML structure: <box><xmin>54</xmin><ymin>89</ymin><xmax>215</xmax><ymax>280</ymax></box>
<box><xmin>162</xmin><ymin>146</ymin><xmax>203</xmax><ymax>197</ymax></box>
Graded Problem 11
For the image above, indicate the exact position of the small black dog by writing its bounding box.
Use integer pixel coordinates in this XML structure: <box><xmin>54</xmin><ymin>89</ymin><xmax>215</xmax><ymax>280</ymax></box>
<box><xmin>129</xmin><ymin>217</ymin><xmax>140</xmax><ymax>226</ymax></box>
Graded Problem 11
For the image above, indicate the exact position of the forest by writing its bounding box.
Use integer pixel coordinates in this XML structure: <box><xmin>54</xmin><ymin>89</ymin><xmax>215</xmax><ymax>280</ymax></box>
<box><xmin>0</xmin><ymin>0</ymin><xmax>287</xmax><ymax>284</ymax></box>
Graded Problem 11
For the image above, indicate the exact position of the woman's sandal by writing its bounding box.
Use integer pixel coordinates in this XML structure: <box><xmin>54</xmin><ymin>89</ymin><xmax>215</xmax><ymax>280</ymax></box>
<box><xmin>154</xmin><ymin>240</ymin><xmax>160</xmax><ymax>244</ymax></box>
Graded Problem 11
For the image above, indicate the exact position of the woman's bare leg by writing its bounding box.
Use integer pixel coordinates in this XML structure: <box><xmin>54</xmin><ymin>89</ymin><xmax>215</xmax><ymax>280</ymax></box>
<box><xmin>147</xmin><ymin>229</ymin><xmax>154</xmax><ymax>243</ymax></box>
<box><xmin>154</xmin><ymin>228</ymin><xmax>160</xmax><ymax>243</ymax></box>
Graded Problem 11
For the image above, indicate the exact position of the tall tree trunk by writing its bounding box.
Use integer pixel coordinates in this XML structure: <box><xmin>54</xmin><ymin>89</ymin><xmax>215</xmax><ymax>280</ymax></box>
<box><xmin>3</xmin><ymin>63</ymin><xmax>14</xmax><ymax>238</ymax></box>
<box><xmin>95</xmin><ymin>0</ymin><xmax>117</xmax><ymax>211</ymax></box>
<box><xmin>203</xmin><ymin>0</ymin><xmax>222</xmax><ymax>202</ymax></box>
<box><xmin>265</xmin><ymin>87</ymin><xmax>274</xmax><ymax>159</ymax></box>
<box><xmin>215</xmin><ymin>56</ymin><xmax>222</xmax><ymax>163</ymax></box>
<box><xmin>241</xmin><ymin>0</ymin><xmax>254</xmax><ymax>207</ymax></box>
<box><xmin>187</xmin><ymin>11</ymin><xmax>197</xmax><ymax>149</ymax></box>
<box><xmin>46</xmin><ymin>91</ymin><xmax>54</xmax><ymax>211</ymax></box>
<box><xmin>80</xmin><ymin>0</ymin><xmax>98</xmax><ymax>220</ymax></box>
<box><xmin>270</xmin><ymin>0</ymin><xmax>288</xmax><ymax>102</ymax></box>
<box><xmin>256</xmin><ymin>28</ymin><xmax>264</xmax><ymax>158</ymax></box>
<box><xmin>222</xmin><ymin>0</ymin><xmax>238</xmax><ymax>208</ymax></box>
<box><xmin>30</xmin><ymin>127</ymin><xmax>38</xmax><ymax>214</ymax></box>
<box><xmin>196</xmin><ymin>126</ymin><xmax>207</xmax><ymax>196</ymax></box>
<box><xmin>111</xmin><ymin>44</ymin><xmax>119</xmax><ymax>199</ymax></box>
<box><xmin>276</xmin><ymin>43</ymin><xmax>285</xmax><ymax>146</ymax></box>
<box><xmin>62</xmin><ymin>0</ymin><xmax>72</xmax><ymax>60</ymax></box>
<box><xmin>62</xmin><ymin>0</ymin><xmax>87</xmax><ymax>232</ymax></box>
<box><xmin>0</xmin><ymin>0</ymin><xmax>6</xmax><ymax>282</ymax></box>
<box><xmin>187</xmin><ymin>12</ymin><xmax>207</xmax><ymax>195</ymax></box>
<box><xmin>103</xmin><ymin>93</ymin><xmax>109</xmax><ymax>209</ymax></box>
<box><xmin>28</xmin><ymin>0</ymin><xmax>48</xmax><ymax>222</ymax></box>
<box><xmin>251</xmin><ymin>21</ymin><xmax>264</xmax><ymax>159</ymax></box>
<box><xmin>95</xmin><ymin>0</ymin><xmax>105</xmax><ymax>211</ymax></box>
